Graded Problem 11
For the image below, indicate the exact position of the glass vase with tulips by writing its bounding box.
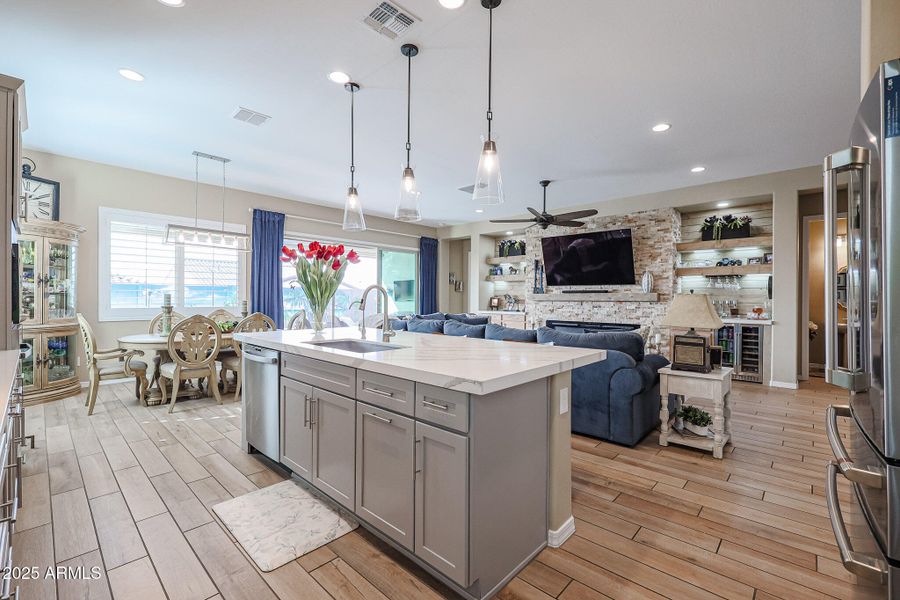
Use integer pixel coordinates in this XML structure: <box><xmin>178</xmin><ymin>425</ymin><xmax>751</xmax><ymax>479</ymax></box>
<box><xmin>281</xmin><ymin>241</ymin><xmax>361</xmax><ymax>333</ymax></box>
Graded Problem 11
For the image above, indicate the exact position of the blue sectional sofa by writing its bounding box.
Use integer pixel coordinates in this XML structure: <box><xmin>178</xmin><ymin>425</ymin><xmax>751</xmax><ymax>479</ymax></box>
<box><xmin>536</xmin><ymin>326</ymin><xmax>671</xmax><ymax>446</ymax></box>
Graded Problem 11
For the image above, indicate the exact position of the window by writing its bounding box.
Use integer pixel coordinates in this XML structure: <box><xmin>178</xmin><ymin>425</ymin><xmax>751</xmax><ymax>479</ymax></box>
<box><xmin>99</xmin><ymin>207</ymin><xmax>246</xmax><ymax>321</ymax></box>
<box><xmin>282</xmin><ymin>237</ymin><xmax>417</xmax><ymax>326</ymax></box>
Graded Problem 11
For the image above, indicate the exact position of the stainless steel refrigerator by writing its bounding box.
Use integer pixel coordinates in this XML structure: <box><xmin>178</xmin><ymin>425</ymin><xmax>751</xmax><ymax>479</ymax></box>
<box><xmin>823</xmin><ymin>58</ymin><xmax>900</xmax><ymax>597</ymax></box>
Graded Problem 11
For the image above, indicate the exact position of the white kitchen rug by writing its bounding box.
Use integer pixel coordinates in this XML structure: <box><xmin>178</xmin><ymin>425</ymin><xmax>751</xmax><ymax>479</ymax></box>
<box><xmin>212</xmin><ymin>479</ymin><xmax>358</xmax><ymax>572</ymax></box>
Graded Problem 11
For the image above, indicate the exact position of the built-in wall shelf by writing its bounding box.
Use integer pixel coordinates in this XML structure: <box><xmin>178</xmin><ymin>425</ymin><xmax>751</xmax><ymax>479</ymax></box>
<box><xmin>530</xmin><ymin>292</ymin><xmax>659</xmax><ymax>303</ymax></box>
<box><xmin>676</xmin><ymin>235</ymin><xmax>773</xmax><ymax>252</ymax></box>
<box><xmin>486</xmin><ymin>256</ymin><xmax>530</xmax><ymax>265</ymax></box>
<box><xmin>675</xmin><ymin>264</ymin><xmax>772</xmax><ymax>277</ymax></box>
<box><xmin>486</xmin><ymin>274</ymin><xmax>527</xmax><ymax>282</ymax></box>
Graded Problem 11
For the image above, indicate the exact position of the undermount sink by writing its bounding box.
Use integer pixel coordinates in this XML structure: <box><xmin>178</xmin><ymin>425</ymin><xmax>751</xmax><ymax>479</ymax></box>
<box><xmin>307</xmin><ymin>339</ymin><xmax>405</xmax><ymax>353</ymax></box>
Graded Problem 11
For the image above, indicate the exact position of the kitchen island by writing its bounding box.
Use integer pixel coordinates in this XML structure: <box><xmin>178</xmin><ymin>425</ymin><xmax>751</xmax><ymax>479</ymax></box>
<box><xmin>234</xmin><ymin>327</ymin><xmax>604</xmax><ymax>600</ymax></box>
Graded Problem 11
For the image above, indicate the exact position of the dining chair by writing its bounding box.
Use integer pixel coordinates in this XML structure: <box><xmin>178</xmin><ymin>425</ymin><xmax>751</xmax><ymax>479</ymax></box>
<box><xmin>207</xmin><ymin>308</ymin><xmax>238</xmax><ymax>323</ymax></box>
<box><xmin>219</xmin><ymin>312</ymin><xmax>276</xmax><ymax>402</ymax></box>
<box><xmin>159</xmin><ymin>315</ymin><xmax>223</xmax><ymax>413</ymax></box>
<box><xmin>148</xmin><ymin>311</ymin><xmax>186</xmax><ymax>335</ymax></box>
<box><xmin>77</xmin><ymin>313</ymin><xmax>149</xmax><ymax>415</ymax></box>
<box><xmin>287</xmin><ymin>309</ymin><xmax>309</xmax><ymax>330</ymax></box>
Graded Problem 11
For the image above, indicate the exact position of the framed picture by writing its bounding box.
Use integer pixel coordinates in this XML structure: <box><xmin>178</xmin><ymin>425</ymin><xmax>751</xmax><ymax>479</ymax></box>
<box><xmin>489</xmin><ymin>296</ymin><xmax>501</xmax><ymax>309</ymax></box>
<box><xmin>748</xmin><ymin>257</ymin><xmax>762</xmax><ymax>265</ymax></box>
<box><xmin>764</xmin><ymin>252</ymin><xmax>774</xmax><ymax>264</ymax></box>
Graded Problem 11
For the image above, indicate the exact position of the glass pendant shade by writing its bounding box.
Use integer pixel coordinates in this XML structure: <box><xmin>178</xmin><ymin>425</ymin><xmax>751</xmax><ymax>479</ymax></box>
<box><xmin>395</xmin><ymin>167</ymin><xmax>421</xmax><ymax>221</ymax></box>
<box><xmin>472</xmin><ymin>139</ymin><xmax>503</xmax><ymax>205</ymax></box>
<box><xmin>343</xmin><ymin>186</ymin><xmax>366</xmax><ymax>231</ymax></box>
<box><xmin>165</xmin><ymin>224</ymin><xmax>250</xmax><ymax>251</ymax></box>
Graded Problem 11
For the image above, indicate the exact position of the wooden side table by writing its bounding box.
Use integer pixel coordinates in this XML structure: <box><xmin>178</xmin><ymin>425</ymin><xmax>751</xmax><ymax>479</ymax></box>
<box><xmin>658</xmin><ymin>366</ymin><xmax>733</xmax><ymax>459</ymax></box>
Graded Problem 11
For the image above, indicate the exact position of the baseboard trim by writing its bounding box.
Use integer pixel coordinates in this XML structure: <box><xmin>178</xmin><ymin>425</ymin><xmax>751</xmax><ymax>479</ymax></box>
<box><xmin>548</xmin><ymin>515</ymin><xmax>575</xmax><ymax>548</ymax></box>
<box><xmin>768</xmin><ymin>380</ymin><xmax>799</xmax><ymax>390</ymax></box>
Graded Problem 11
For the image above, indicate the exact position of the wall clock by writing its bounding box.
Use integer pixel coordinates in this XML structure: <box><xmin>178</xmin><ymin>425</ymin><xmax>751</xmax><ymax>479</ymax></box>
<box><xmin>21</xmin><ymin>162</ymin><xmax>60</xmax><ymax>221</ymax></box>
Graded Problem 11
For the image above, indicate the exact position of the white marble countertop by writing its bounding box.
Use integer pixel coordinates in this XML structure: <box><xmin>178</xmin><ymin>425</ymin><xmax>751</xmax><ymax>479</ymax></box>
<box><xmin>722</xmin><ymin>318</ymin><xmax>773</xmax><ymax>326</ymax></box>
<box><xmin>235</xmin><ymin>327</ymin><xmax>604</xmax><ymax>395</ymax></box>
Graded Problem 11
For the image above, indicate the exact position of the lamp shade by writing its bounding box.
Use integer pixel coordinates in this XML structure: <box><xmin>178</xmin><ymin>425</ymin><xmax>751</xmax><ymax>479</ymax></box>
<box><xmin>660</xmin><ymin>293</ymin><xmax>724</xmax><ymax>330</ymax></box>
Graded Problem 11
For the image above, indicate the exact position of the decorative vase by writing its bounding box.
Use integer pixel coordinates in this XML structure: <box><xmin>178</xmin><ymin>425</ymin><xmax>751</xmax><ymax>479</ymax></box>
<box><xmin>684</xmin><ymin>422</ymin><xmax>710</xmax><ymax>437</ymax></box>
<box><xmin>641</xmin><ymin>270</ymin><xmax>654</xmax><ymax>293</ymax></box>
<box><xmin>309</xmin><ymin>303</ymin><xmax>330</xmax><ymax>334</ymax></box>
<box><xmin>282</xmin><ymin>241</ymin><xmax>361</xmax><ymax>335</ymax></box>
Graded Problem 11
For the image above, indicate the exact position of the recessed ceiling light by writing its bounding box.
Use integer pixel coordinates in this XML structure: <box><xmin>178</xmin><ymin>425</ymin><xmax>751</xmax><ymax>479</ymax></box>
<box><xmin>328</xmin><ymin>71</ymin><xmax>350</xmax><ymax>85</ymax></box>
<box><xmin>651</xmin><ymin>123</ymin><xmax>671</xmax><ymax>133</ymax></box>
<box><xmin>691</xmin><ymin>166</ymin><xmax>706</xmax><ymax>173</ymax></box>
<box><xmin>157</xmin><ymin>0</ymin><xmax>185</xmax><ymax>6</ymax></box>
<box><xmin>717</xmin><ymin>201</ymin><xmax>730</xmax><ymax>208</ymax></box>
<box><xmin>439</xmin><ymin>0</ymin><xmax>466</xmax><ymax>8</ymax></box>
<box><xmin>475</xmin><ymin>208</ymin><xmax>484</xmax><ymax>213</ymax></box>
<box><xmin>118</xmin><ymin>68</ymin><xmax>145</xmax><ymax>82</ymax></box>
<box><xmin>505</xmin><ymin>230</ymin><xmax>514</xmax><ymax>235</ymax></box>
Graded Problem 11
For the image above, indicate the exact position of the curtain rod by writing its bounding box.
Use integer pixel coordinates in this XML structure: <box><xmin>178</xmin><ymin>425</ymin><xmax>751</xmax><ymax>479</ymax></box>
<box><xmin>248</xmin><ymin>208</ymin><xmax>422</xmax><ymax>239</ymax></box>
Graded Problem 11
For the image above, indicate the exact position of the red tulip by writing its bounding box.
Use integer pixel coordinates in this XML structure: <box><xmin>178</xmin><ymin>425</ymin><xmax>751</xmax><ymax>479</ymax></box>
<box><xmin>297</xmin><ymin>242</ymin><xmax>305</xmax><ymax>253</ymax></box>
<box><xmin>336</xmin><ymin>244</ymin><xmax>345</xmax><ymax>256</ymax></box>
<box><xmin>281</xmin><ymin>245</ymin><xmax>290</xmax><ymax>256</ymax></box>
<box><xmin>324</xmin><ymin>250</ymin><xmax>334</xmax><ymax>261</ymax></box>
<box><xmin>347</xmin><ymin>249</ymin><xmax>360</xmax><ymax>264</ymax></box>
<box><xmin>280</xmin><ymin>256</ymin><xmax>291</xmax><ymax>262</ymax></box>
<box><xmin>332</xmin><ymin>258</ymin><xmax>342</xmax><ymax>270</ymax></box>
<box><xmin>309</xmin><ymin>241</ymin><xmax>320</xmax><ymax>252</ymax></box>
<box><xmin>305</xmin><ymin>251</ymin><xmax>315</xmax><ymax>259</ymax></box>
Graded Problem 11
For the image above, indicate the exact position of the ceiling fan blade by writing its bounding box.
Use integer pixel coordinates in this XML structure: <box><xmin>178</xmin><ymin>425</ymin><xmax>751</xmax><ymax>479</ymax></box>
<box><xmin>489</xmin><ymin>218</ymin><xmax>537</xmax><ymax>223</ymax></box>
<box><xmin>527</xmin><ymin>207</ymin><xmax>543</xmax><ymax>218</ymax></box>
<box><xmin>551</xmin><ymin>209</ymin><xmax>598</xmax><ymax>221</ymax></box>
<box><xmin>554</xmin><ymin>220</ymin><xmax>587</xmax><ymax>228</ymax></box>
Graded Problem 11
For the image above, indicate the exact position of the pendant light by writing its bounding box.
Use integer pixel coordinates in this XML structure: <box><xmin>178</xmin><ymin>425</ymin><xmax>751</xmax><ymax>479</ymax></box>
<box><xmin>395</xmin><ymin>43</ymin><xmax>421</xmax><ymax>222</ymax></box>
<box><xmin>165</xmin><ymin>151</ymin><xmax>251</xmax><ymax>251</ymax></box>
<box><xmin>473</xmin><ymin>0</ymin><xmax>503</xmax><ymax>205</ymax></box>
<box><xmin>343</xmin><ymin>82</ymin><xmax>366</xmax><ymax>231</ymax></box>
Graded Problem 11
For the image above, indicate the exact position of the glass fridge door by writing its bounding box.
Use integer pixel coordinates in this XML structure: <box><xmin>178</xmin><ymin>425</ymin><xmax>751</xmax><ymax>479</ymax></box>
<box><xmin>42</xmin><ymin>330</ymin><xmax>78</xmax><ymax>389</ymax></box>
<box><xmin>18</xmin><ymin>236</ymin><xmax>41</xmax><ymax>326</ymax></box>
<box><xmin>20</xmin><ymin>332</ymin><xmax>40</xmax><ymax>394</ymax></box>
<box><xmin>716</xmin><ymin>325</ymin><xmax>736</xmax><ymax>368</ymax></box>
<box><xmin>44</xmin><ymin>238</ymin><xmax>78</xmax><ymax>323</ymax></box>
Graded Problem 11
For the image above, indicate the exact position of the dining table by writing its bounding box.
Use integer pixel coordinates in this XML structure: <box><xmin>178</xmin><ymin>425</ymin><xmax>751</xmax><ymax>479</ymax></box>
<box><xmin>117</xmin><ymin>332</ymin><xmax>235</xmax><ymax>405</ymax></box>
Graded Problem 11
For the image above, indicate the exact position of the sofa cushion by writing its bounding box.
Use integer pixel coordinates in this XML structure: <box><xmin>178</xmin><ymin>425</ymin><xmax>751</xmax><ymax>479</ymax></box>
<box><xmin>443</xmin><ymin>320</ymin><xmax>486</xmax><ymax>338</ymax></box>
<box><xmin>536</xmin><ymin>327</ymin><xmax>644</xmax><ymax>360</ymax></box>
<box><xmin>407</xmin><ymin>318</ymin><xmax>445</xmax><ymax>334</ymax></box>
<box><xmin>446</xmin><ymin>313</ymin><xmax>490</xmax><ymax>326</ymax></box>
<box><xmin>388</xmin><ymin>318</ymin><xmax>408</xmax><ymax>331</ymax></box>
<box><xmin>416</xmin><ymin>312</ymin><xmax>446</xmax><ymax>320</ymax></box>
<box><xmin>485</xmin><ymin>323</ymin><xmax>537</xmax><ymax>343</ymax></box>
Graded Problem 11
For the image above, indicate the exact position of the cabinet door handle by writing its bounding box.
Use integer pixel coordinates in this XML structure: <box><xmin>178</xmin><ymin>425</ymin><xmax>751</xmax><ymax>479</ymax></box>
<box><xmin>303</xmin><ymin>394</ymin><xmax>310</xmax><ymax>428</ymax></box>
<box><xmin>364</xmin><ymin>412</ymin><xmax>392</xmax><ymax>424</ymax></box>
<box><xmin>421</xmin><ymin>399</ymin><xmax>449</xmax><ymax>411</ymax></box>
<box><xmin>414</xmin><ymin>438</ymin><xmax>422</xmax><ymax>475</ymax></box>
<box><xmin>363</xmin><ymin>384</ymin><xmax>394</xmax><ymax>398</ymax></box>
<box><xmin>310</xmin><ymin>399</ymin><xmax>318</xmax><ymax>426</ymax></box>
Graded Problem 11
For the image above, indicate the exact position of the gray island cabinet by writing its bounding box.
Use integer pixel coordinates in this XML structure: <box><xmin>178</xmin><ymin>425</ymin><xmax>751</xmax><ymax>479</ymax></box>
<box><xmin>237</xmin><ymin>328</ymin><xmax>604</xmax><ymax>600</ymax></box>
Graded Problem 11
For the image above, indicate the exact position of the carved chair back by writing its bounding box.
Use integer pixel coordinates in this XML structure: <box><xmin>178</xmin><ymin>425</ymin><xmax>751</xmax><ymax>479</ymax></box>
<box><xmin>231</xmin><ymin>313</ymin><xmax>276</xmax><ymax>357</ymax></box>
<box><xmin>148</xmin><ymin>311</ymin><xmax>186</xmax><ymax>335</ymax></box>
<box><xmin>207</xmin><ymin>308</ymin><xmax>238</xmax><ymax>323</ymax></box>
<box><xmin>77</xmin><ymin>313</ymin><xmax>98</xmax><ymax>364</ymax></box>
<box><xmin>167</xmin><ymin>315</ymin><xmax>222</xmax><ymax>369</ymax></box>
<box><xmin>287</xmin><ymin>309</ymin><xmax>308</xmax><ymax>330</ymax></box>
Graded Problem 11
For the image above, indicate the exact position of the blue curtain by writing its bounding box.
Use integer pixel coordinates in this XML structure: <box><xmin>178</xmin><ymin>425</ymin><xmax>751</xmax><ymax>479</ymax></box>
<box><xmin>418</xmin><ymin>236</ymin><xmax>438</xmax><ymax>315</ymax></box>
<box><xmin>251</xmin><ymin>209</ymin><xmax>285</xmax><ymax>328</ymax></box>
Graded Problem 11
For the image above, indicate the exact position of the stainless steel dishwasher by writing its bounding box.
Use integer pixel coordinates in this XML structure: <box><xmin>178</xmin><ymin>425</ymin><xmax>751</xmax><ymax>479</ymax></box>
<box><xmin>242</xmin><ymin>344</ymin><xmax>280</xmax><ymax>461</ymax></box>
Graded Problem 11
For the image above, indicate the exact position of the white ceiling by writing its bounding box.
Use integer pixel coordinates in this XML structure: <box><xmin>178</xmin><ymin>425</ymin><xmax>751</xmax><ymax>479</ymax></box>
<box><xmin>0</xmin><ymin>0</ymin><xmax>860</xmax><ymax>225</ymax></box>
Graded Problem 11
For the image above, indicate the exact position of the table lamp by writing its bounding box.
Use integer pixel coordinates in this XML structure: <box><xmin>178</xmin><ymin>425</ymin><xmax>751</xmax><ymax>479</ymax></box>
<box><xmin>661</xmin><ymin>292</ymin><xmax>724</xmax><ymax>372</ymax></box>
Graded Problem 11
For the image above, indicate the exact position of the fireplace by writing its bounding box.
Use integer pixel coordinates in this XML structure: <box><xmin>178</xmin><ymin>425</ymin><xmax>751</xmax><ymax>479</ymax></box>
<box><xmin>545</xmin><ymin>319</ymin><xmax>640</xmax><ymax>334</ymax></box>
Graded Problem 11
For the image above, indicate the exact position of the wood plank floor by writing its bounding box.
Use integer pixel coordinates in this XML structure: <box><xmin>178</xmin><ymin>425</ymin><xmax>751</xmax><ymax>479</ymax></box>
<box><xmin>11</xmin><ymin>379</ymin><xmax>884</xmax><ymax>599</ymax></box>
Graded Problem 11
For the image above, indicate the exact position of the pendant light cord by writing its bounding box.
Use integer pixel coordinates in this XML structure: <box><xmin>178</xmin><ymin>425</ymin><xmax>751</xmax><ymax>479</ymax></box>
<box><xmin>221</xmin><ymin>159</ymin><xmax>226</xmax><ymax>231</ymax></box>
<box><xmin>350</xmin><ymin>87</ymin><xmax>356</xmax><ymax>188</ymax></box>
<box><xmin>486</xmin><ymin>5</ymin><xmax>493</xmax><ymax>141</ymax></box>
<box><xmin>194</xmin><ymin>153</ymin><xmax>199</xmax><ymax>228</ymax></box>
<box><xmin>406</xmin><ymin>53</ymin><xmax>412</xmax><ymax>168</ymax></box>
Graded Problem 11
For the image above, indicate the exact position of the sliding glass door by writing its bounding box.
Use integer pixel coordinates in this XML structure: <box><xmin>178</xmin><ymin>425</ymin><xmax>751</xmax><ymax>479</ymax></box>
<box><xmin>379</xmin><ymin>250</ymin><xmax>417</xmax><ymax>315</ymax></box>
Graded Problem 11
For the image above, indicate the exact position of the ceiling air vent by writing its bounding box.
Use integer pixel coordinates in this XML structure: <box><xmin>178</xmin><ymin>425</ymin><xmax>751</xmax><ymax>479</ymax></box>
<box><xmin>363</xmin><ymin>1</ymin><xmax>419</xmax><ymax>40</ymax></box>
<box><xmin>232</xmin><ymin>107</ymin><xmax>271</xmax><ymax>126</ymax></box>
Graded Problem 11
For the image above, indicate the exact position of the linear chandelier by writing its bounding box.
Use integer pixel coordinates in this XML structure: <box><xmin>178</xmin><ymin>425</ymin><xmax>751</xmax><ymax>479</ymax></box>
<box><xmin>165</xmin><ymin>151</ymin><xmax>251</xmax><ymax>251</ymax></box>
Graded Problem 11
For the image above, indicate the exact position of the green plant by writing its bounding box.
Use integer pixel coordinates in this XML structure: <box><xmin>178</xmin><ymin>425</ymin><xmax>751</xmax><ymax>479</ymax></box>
<box><xmin>677</xmin><ymin>405</ymin><xmax>712</xmax><ymax>427</ymax></box>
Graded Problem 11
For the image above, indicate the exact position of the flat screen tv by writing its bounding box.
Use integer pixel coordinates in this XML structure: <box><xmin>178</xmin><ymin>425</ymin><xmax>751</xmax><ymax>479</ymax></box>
<box><xmin>541</xmin><ymin>228</ymin><xmax>636</xmax><ymax>286</ymax></box>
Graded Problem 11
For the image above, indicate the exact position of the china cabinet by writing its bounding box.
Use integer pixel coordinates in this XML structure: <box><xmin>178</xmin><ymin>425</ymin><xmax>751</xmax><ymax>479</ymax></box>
<box><xmin>18</xmin><ymin>221</ymin><xmax>84</xmax><ymax>404</ymax></box>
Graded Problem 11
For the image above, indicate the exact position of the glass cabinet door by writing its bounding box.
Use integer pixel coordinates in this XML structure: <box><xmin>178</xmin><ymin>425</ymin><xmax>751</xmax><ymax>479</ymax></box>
<box><xmin>18</xmin><ymin>237</ymin><xmax>40</xmax><ymax>326</ymax></box>
<box><xmin>43</xmin><ymin>331</ymin><xmax>78</xmax><ymax>388</ymax></box>
<box><xmin>44</xmin><ymin>238</ymin><xmax>77</xmax><ymax>323</ymax></box>
<box><xmin>20</xmin><ymin>332</ymin><xmax>40</xmax><ymax>393</ymax></box>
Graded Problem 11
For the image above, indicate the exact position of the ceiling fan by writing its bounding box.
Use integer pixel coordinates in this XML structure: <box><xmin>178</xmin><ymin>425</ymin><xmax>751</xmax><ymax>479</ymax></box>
<box><xmin>490</xmin><ymin>180</ymin><xmax>598</xmax><ymax>229</ymax></box>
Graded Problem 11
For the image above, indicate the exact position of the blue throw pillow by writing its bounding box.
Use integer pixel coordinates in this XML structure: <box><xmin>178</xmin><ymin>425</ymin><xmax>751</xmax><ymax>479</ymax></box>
<box><xmin>388</xmin><ymin>319</ymin><xmax>408</xmax><ymax>331</ymax></box>
<box><xmin>416</xmin><ymin>312</ymin><xmax>446</xmax><ymax>321</ymax></box>
<box><xmin>485</xmin><ymin>323</ymin><xmax>537</xmax><ymax>343</ymax></box>
<box><xmin>536</xmin><ymin>326</ymin><xmax>644</xmax><ymax>360</ymax></box>
<box><xmin>443</xmin><ymin>320</ymin><xmax>486</xmax><ymax>338</ymax></box>
<box><xmin>446</xmin><ymin>313</ymin><xmax>490</xmax><ymax>326</ymax></box>
<box><xmin>407</xmin><ymin>318</ymin><xmax>445</xmax><ymax>334</ymax></box>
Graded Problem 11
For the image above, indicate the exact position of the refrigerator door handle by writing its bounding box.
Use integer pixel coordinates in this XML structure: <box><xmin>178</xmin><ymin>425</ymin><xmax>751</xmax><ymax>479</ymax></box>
<box><xmin>826</xmin><ymin>462</ymin><xmax>889</xmax><ymax>583</ymax></box>
<box><xmin>823</xmin><ymin>147</ymin><xmax>870</xmax><ymax>392</ymax></box>
<box><xmin>825</xmin><ymin>405</ymin><xmax>885</xmax><ymax>488</ymax></box>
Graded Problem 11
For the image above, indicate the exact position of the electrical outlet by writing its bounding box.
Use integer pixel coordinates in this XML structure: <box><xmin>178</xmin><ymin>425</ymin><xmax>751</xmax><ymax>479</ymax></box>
<box><xmin>559</xmin><ymin>388</ymin><xmax>569</xmax><ymax>415</ymax></box>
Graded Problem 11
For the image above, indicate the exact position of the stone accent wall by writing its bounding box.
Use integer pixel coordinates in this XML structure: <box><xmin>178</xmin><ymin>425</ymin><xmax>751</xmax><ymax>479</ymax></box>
<box><xmin>525</xmin><ymin>208</ymin><xmax>681</xmax><ymax>353</ymax></box>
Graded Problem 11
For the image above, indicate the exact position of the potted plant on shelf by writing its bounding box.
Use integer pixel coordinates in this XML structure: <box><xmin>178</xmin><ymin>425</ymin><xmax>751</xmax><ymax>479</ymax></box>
<box><xmin>281</xmin><ymin>241</ymin><xmax>361</xmax><ymax>333</ymax></box>
<box><xmin>676</xmin><ymin>404</ymin><xmax>713</xmax><ymax>437</ymax></box>
<box><xmin>700</xmin><ymin>215</ymin><xmax>753</xmax><ymax>241</ymax></box>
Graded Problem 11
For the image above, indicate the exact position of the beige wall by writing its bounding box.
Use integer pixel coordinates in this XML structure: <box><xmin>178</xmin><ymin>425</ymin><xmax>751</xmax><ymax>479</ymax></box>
<box><xmin>439</xmin><ymin>165</ymin><xmax>823</xmax><ymax>387</ymax></box>
<box><xmin>27</xmin><ymin>150</ymin><xmax>436</xmax><ymax>379</ymax></box>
